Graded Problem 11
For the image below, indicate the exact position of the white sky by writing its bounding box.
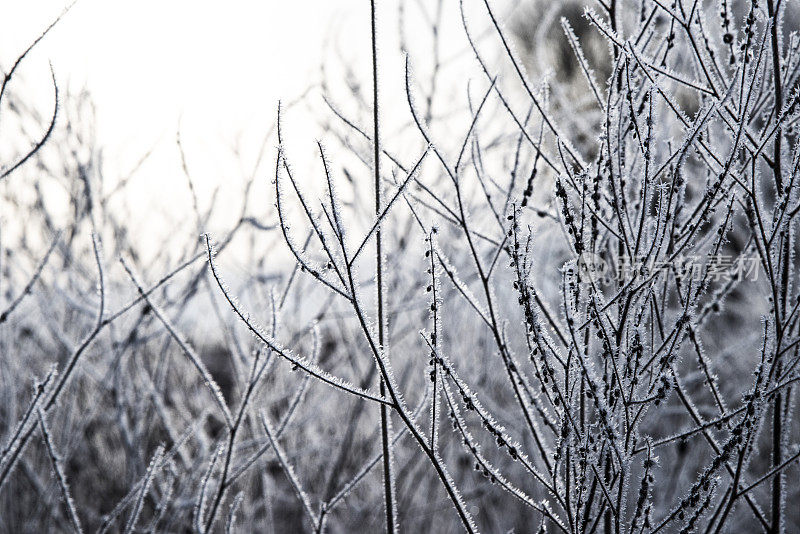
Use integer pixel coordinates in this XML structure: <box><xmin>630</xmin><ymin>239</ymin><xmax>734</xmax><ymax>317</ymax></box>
<box><xmin>0</xmin><ymin>0</ymin><xmax>382</xmax><ymax>248</ymax></box>
<box><xmin>7</xmin><ymin>1</ymin><xmax>385</xmax><ymax>185</ymax></box>
<box><xmin>0</xmin><ymin>0</ymin><xmax>507</xmax><ymax>258</ymax></box>
<box><xmin>1</xmin><ymin>0</ymin><xmax>365</xmax><ymax>169</ymax></box>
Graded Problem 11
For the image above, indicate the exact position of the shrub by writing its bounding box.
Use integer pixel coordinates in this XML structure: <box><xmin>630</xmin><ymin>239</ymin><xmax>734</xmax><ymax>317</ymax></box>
<box><xmin>2</xmin><ymin>0</ymin><xmax>800</xmax><ymax>532</ymax></box>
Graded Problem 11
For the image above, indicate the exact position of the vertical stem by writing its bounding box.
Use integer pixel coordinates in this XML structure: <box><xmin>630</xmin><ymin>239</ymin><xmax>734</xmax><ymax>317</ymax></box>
<box><xmin>424</xmin><ymin>0</ymin><xmax>444</xmax><ymax>125</ymax></box>
<box><xmin>772</xmin><ymin>389</ymin><xmax>783</xmax><ymax>533</ymax></box>
<box><xmin>766</xmin><ymin>2</ymin><xmax>785</xmax><ymax>531</ymax></box>
<box><xmin>766</xmin><ymin>0</ymin><xmax>784</xmax><ymax>193</ymax></box>
<box><xmin>370</xmin><ymin>1</ymin><xmax>397</xmax><ymax>532</ymax></box>
<box><xmin>604</xmin><ymin>453</ymin><xmax>612</xmax><ymax>534</ymax></box>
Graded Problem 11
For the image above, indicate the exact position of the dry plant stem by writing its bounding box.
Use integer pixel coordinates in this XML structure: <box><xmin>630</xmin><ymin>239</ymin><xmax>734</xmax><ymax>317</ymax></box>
<box><xmin>204</xmin><ymin>237</ymin><xmax>392</xmax><ymax>406</ymax></box>
<box><xmin>97</xmin><ymin>422</ymin><xmax>201</xmax><ymax>533</ymax></box>
<box><xmin>121</xmin><ymin>258</ymin><xmax>233</xmax><ymax>429</ymax></box>
<box><xmin>0</xmin><ymin>1</ymin><xmax>72</xmax><ymax>180</ymax></box>
<box><xmin>369</xmin><ymin>1</ymin><xmax>397</xmax><ymax>533</ymax></box>
<box><xmin>203</xmin><ymin>344</ymin><xmax>268</xmax><ymax>530</ymax></box>
<box><xmin>259</xmin><ymin>412</ymin><xmax>320</xmax><ymax>529</ymax></box>
<box><xmin>36</xmin><ymin>407</ymin><xmax>83</xmax><ymax>534</ymax></box>
<box><xmin>343</xmin><ymin>287</ymin><xmax>477</xmax><ymax>532</ymax></box>
<box><xmin>0</xmin><ymin>230</ymin><xmax>61</xmax><ymax>323</ymax></box>
<box><xmin>765</xmin><ymin>3</ymin><xmax>786</xmax><ymax>532</ymax></box>
<box><xmin>207</xmin><ymin>236</ymin><xmax>476</xmax><ymax>528</ymax></box>
<box><xmin>7</xmin><ymin>0</ymin><xmax>800</xmax><ymax>530</ymax></box>
<box><xmin>0</xmin><ymin>66</ymin><xmax>59</xmax><ymax>181</ymax></box>
<box><xmin>0</xmin><ymin>1</ymin><xmax>74</xmax><ymax>106</ymax></box>
<box><xmin>0</xmin><ymin>231</ymin><xmax>245</xmax><ymax>499</ymax></box>
<box><xmin>123</xmin><ymin>444</ymin><xmax>164</xmax><ymax>534</ymax></box>
<box><xmin>0</xmin><ymin>235</ymin><xmax>105</xmax><ymax>490</ymax></box>
<box><xmin>0</xmin><ymin>368</ymin><xmax>56</xmax><ymax>471</ymax></box>
<box><xmin>405</xmin><ymin>59</ymin><xmax>553</xmax><ymax>475</ymax></box>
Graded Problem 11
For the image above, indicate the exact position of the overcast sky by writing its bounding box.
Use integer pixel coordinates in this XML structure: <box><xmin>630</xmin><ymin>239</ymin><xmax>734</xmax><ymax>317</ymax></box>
<box><xmin>0</xmin><ymin>0</ymin><xmax>391</xmax><ymax>251</ymax></box>
<box><xmin>1</xmin><ymin>1</ymin><xmax>372</xmax><ymax>191</ymax></box>
<box><xmin>0</xmin><ymin>0</ymin><xmax>505</xmax><ymax>257</ymax></box>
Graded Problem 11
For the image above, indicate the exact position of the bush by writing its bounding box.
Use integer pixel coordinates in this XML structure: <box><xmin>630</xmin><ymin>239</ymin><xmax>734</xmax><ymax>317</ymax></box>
<box><xmin>2</xmin><ymin>0</ymin><xmax>800</xmax><ymax>532</ymax></box>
